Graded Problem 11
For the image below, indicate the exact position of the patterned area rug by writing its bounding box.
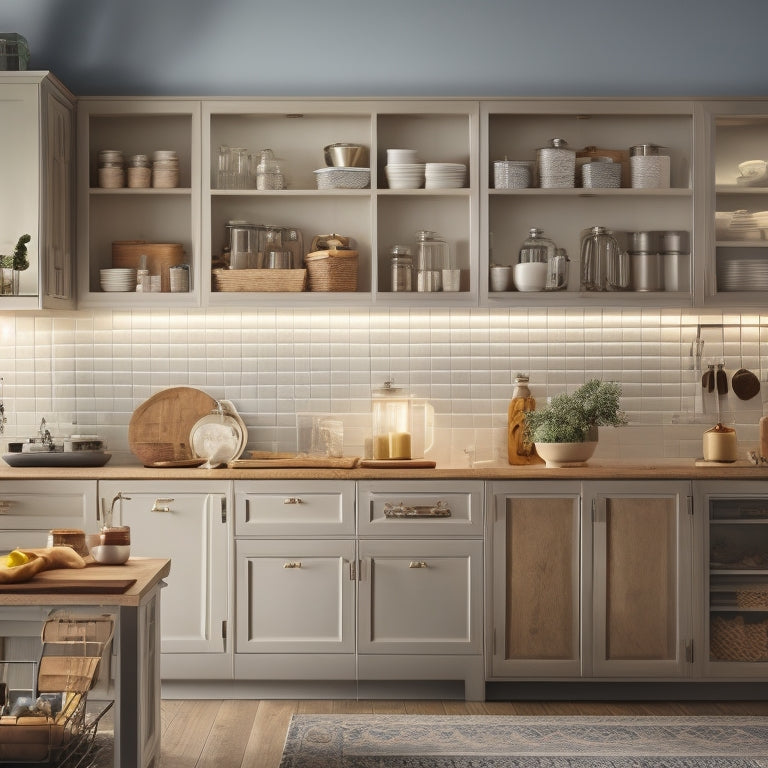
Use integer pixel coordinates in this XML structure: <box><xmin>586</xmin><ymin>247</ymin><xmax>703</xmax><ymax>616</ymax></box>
<box><xmin>278</xmin><ymin>715</ymin><xmax>768</xmax><ymax>768</ymax></box>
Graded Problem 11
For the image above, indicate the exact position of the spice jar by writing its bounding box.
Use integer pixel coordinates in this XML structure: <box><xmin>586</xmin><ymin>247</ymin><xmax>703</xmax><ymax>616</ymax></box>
<box><xmin>390</xmin><ymin>245</ymin><xmax>413</xmax><ymax>292</ymax></box>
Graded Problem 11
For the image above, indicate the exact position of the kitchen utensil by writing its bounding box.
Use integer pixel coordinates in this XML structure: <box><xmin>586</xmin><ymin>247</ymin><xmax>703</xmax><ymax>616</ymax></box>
<box><xmin>189</xmin><ymin>400</ymin><xmax>246</xmax><ymax>468</ymax></box>
<box><xmin>732</xmin><ymin>368</ymin><xmax>761</xmax><ymax>400</ymax></box>
<box><xmin>716</xmin><ymin>362</ymin><xmax>728</xmax><ymax>395</ymax></box>
<box><xmin>324</xmin><ymin>142</ymin><xmax>368</xmax><ymax>168</ymax></box>
<box><xmin>128</xmin><ymin>386</ymin><xmax>217</xmax><ymax>466</ymax></box>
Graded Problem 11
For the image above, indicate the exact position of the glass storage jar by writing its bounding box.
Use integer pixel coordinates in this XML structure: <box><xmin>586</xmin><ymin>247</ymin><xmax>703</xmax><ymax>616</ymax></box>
<box><xmin>580</xmin><ymin>226</ymin><xmax>629</xmax><ymax>291</ymax></box>
<box><xmin>416</xmin><ymin>230</ymin><xmax>448</xmax><ymax>292</ymax></box>
<box><xmin>390</xmin><ymin>245</ymin><xmax>413</xmax><ymax>292</ymax></box>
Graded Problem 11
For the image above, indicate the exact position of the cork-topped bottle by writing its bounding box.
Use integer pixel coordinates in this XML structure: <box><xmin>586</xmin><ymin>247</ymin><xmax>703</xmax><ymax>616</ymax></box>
<box><xmin>507</xmin><ymin>374</ymin><xmax>542</xmax><ymax>465</ymax></box>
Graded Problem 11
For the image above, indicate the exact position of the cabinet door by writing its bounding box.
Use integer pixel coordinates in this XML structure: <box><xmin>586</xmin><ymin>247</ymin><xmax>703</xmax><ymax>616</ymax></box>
<box><xmin>587</xmin><ymin>480</ymin><xmax>692</xmax><ymax>677</ymax></box>
<box><xmin>0</xmin><ymin>480</ymin><xmax>97</xmax><ymax>550</ymax></box>
<box><xmin>42</xmin><ymin>79</ymin><xmax>74</xmax><ymax>306</ymax></box>
<box><xmin>235</xmin><ymin>538</ymin><xmax>356</xmax><ymax>654</ymax></box>
<box><xmin>358</xmin><ymin>539</ymin><xmax>482</xmax><ymax>655</ymax></box>
<box><xmin>99</xmin><ymin>481</ymin><xmax>230</xmax><ymax>655</ymax></box>
<box><xmin>487</xmin><ymin>481</ymin><xmax>583</xmax><ymax>678</ymax></box>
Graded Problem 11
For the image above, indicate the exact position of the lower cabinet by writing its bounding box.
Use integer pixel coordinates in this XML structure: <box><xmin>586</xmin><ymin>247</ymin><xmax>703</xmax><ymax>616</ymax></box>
<box><xmin>233</xmin><ymin>479</ymin><xmax>485</xmax><ymax>699</ymax></box>
<box><xmin>99</xmin><ymin>480</ymin><xmax>232</xmax><ymax>679</ymax></box>
<box><xmin>487</xmin><ymin>479</ymin><xmax>693</xmax><ymax>681</ymax></box>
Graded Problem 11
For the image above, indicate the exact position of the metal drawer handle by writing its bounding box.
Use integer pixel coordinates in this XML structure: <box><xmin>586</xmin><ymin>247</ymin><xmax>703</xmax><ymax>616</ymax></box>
<box><xmin>409</xmin><ymin>561</ymin><xmax>428</xmax><ymax>569</ymax></box>
<box><xmin>151</xmin><ymin>498</ymin><xmax>174</xmax><ymax>513</ymax></box>
<box><xmin>384</xmin><ymin>501</ymin><xmax>451</xmax><ymax>518</ymax></box>
<box><xmin>283</xmin><ymin>561</ymin><xmax>302</xmax><ymax>569</ymax></box>
<box><xmin>0</xmin><ymin>501</ymin><xmax>13</xmax><ymax>514</ymax></box>
<box><xmin>283</xmin><ymin>497</ymin><xmax>304</xmax><ymax>505</ymax></box>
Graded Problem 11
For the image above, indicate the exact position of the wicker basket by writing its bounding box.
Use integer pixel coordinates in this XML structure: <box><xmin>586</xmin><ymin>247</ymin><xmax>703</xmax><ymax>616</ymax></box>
<box><xmin>112</xmin><ymin>241</ymin><xmax>185</xmax><ymax>293</ymax></box>
<box><xmin>736</xmin><ymin>586</ymin><xmax>768</xmax><ymax>609</ymax></box>
<box><xmin>212</xmin><ymin>268</ymin><xmax>307</xmax><ymax>292</ymax></box>
<box><xmin>710</xmin><ymin>614</ymin><xmax>768</xmax><ymax>661</ymax></box>
<box><xmin>304</xmin><ymin>249</ymin><xmax>358</xmax><ymax>291</ymax></box>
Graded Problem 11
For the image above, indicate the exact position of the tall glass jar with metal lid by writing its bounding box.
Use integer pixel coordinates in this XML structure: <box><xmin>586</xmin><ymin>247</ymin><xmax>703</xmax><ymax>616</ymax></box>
<box><xmin>415</xmin><ymin>230</ymin><xmax>447</xmax><ymax>292</ymax></box>
<box><xmin>390</xmin><ymin>245</ymin><xmax>413</xmax><ymax>292</ymax></box>
<box><xmin>518</xmin><ymin>227</ymin><xmax>556</xmax><ymax>265</ymax></box>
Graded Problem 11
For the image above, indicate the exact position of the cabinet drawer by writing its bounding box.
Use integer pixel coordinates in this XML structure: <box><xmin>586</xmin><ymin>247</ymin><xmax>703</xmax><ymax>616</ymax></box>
<box><xmin>235</xmin><ymin>480</ymin><xmax>355</xmax><ymax>537</ymax></box>
<box><xmin>357</xmin><ymin>480</ymin><xmax>483</xmax><ymax>537</ymax></box>
<box><xmin>0</xmin><ymin>480</ymin><xmax>97</xmax><ymax>544</ymax></box>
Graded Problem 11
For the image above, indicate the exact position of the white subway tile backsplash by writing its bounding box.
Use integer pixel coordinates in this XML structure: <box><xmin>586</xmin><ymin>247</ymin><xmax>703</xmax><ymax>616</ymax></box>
<box><xmin>1</xmin><ymin>308</ymin><xmax>767</xmax><ymax>464</ymax></box>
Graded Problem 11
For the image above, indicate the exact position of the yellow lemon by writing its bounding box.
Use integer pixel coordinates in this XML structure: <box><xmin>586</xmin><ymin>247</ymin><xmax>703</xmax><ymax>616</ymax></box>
<box><xmin>5</xmin><ymin>549</ymin><xmax>30</xmax><ymax>568</ymax></box>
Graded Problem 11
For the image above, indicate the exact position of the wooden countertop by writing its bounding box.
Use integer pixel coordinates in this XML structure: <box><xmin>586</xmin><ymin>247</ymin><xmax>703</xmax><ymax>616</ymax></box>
<box><xmin>0</xmin><ymin>459</ymin><xmax>767</xmax><ymax>481</ymax></box>
<box><xmin>0</xmin><ymin>557</ymin><xmax>170</xmax><ymax>606</ymax></box>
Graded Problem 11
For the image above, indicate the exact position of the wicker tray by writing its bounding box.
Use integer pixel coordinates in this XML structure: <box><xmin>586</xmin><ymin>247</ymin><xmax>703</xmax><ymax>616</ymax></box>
<box><xmin>710</xmin><ymin>614</ymin><xmax>768</xmax><ymax>661</ymax></box>
<box><xmin>736</xmin><ymin>586</ymin><xmax>768</xmax><ymax>608</ymax></box>
<box><xmin>212</xmin><ymin>268</ymin><xmax>307</xmax><ymax>292</ymax></box>
<box><xmin>304</xmin><ymin>249</ymin><xmax>358</xmax><ymax>291</ymax></box>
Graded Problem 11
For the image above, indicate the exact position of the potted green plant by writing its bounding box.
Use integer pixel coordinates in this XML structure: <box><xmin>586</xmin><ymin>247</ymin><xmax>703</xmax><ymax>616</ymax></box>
<box><xmin>524</xmin><ymin>379</ymin><xmax>627</xmax><ymax>467</ymax></box>
<box><xmin>0</xmin><ymin>234</ymin><xmax>31</xmax><ymax>296</ymax></box>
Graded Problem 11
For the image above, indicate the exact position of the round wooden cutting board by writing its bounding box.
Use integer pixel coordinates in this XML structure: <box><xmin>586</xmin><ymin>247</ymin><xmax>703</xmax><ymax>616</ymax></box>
<box><xmin>128</xmin><ymin>386</ymin><xmax>217</xmax><ymax>466</ymax></box>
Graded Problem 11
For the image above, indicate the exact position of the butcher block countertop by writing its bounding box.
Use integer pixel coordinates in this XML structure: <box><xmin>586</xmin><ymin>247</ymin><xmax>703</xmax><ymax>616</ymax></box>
<box><xmin>0</xmin><ymin>459</ymin><xmax>766</xmax><ymax>481</ymax></box>
<box><xmin>0</xmin><ymin>557</ymin><xmax>170</xmax><ymax>606</ymax></box>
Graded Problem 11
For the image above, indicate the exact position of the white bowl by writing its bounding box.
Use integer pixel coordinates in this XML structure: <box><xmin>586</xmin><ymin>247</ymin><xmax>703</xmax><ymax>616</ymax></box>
<box><xmin>513</xmin><ymin>261</ymin><xmax>547</xmax><ymax>292</ymax></box>
<box><xmin>91</xmin><ymin>544</ymin><xmax>131</xmax><ymax>565</ymax></box>
<box><xmin>534</xmin><ymin>441</ymin><xmax>598</xmax><ymax>468</ymax></box>
<box><xmin>387</xmin><ymin>148</ymin><xmax>421</xmax><ymax>164</ymax></box>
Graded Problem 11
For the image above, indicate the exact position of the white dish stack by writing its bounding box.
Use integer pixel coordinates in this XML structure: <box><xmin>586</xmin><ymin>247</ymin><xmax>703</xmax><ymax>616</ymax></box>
<box><xmin>100</xmin><ymin>267</ymin><xmax>137</xmax><ymax>292</ymax></box>
<box><xmin>385</xmin><ymin>148</ymin><xmax>425</xmax><ymax>189</ymax></box>
<box><xmin>425</xmin><ymin>162</ymin><xmax>466</xmax><ymax>189</ymax></box>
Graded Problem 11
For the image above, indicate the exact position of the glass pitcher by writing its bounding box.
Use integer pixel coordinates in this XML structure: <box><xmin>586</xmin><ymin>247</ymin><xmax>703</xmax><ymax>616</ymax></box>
<box><xmin>580</xmin><ymin>226</ymin><xmax>629</xmax><ymax>291</ymax></box>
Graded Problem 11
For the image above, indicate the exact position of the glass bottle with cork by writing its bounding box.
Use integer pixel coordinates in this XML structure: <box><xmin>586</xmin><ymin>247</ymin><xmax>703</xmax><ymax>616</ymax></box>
<box><xmin>507</xmin><ymin>373</ymin><xmax>542</xmax><ymax>465</ymax></box>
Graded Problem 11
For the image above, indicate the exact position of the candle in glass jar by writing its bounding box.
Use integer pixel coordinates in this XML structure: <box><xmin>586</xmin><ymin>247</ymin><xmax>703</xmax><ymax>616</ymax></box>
<box><xmin>389</xmin><ymin>432</ymin><xmax>412</xmax><ymax>460</ymax></box>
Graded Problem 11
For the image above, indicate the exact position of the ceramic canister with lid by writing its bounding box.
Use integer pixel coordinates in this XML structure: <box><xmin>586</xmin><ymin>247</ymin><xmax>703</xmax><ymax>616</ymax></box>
<box><xmin>630</xmin><ymin>143</ymin><xmax>671</xmax><ymax>189</ymax></box>
<box><xmin>537</xmin><ymin>138</ymin><xmax>575</xmax><ymax>188</ymax></box>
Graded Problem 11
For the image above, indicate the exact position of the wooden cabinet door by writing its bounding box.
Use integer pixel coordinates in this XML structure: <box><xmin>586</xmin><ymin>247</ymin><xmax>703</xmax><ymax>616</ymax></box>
<box><xmin>587</xmin><ymin>480</ymin><xmax>692</xmax><ymax>677</ymax></box>
<box><xmin>488</xmin><ymin>481</ymin><xmax>583</xmax><ymax>677</ymax></box>
<box><xmin>100</xmin><ymin>480</ymin><xmax>230</xmax><ymax>656</ymax></box>
<box><xmin>358</xmin><ymin>539</ymin><xmax>483</xmax><ymax>655</ymax></box>
<box><xmin>236</xmin><ymin>539</ymin><xmax>356</xmax><ymax>655</ymax></box>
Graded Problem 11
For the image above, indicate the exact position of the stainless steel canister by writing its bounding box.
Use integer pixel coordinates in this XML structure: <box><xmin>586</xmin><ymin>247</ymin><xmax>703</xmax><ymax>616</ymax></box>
<box><xmin>629</xmin><ymin>252</ymin><xmax>663</xmax><ymax>291</ymax></box>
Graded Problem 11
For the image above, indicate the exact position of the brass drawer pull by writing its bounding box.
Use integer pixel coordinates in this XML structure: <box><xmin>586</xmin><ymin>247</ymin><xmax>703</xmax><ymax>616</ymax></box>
<box><xmin>384</xmin><ymin>501</ymin><xmax>451</xmax><ymax>518</ymax></box>
<box><xmin>283</xmin><ymin>561</ymin><xmax>302</xmax><ymax>569</ymax></box>
<box><xmin>151</xmin><ymin>498</ymin><xmax>174</xmax><ymax>513</ymax></box>
<box><xmin>283</xmin><ymin>497</ymin><xmax>304</xmax><ymax>505</ymax></box>
<box><xmin>408</xmin><ymin>561</ymin><xmax>428</xmax><ymax>569</ymax></box>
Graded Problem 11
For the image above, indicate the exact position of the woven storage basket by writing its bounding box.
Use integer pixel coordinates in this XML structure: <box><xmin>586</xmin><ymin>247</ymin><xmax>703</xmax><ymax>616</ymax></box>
<box><xmin>212</xmin><ymin>268</ymin><xmax>307</xmax><ymax>292</ymax></box>
<box><xmin>304</xmin><ymin>249</ymin><xmax>358</xmax><ymax>291</ymax></box>
<box><xmin>112</xmin><ymin>241</ymin><xmax>185</xmax><ymax>292</ymax></box>
<box><xmin>736</xmin><ymin>587</ymin><xmax>768</xmax><ymax>608</ymax></box>
<box><xmin>710</xmin><ymin>614</ymin><xmax>768</xmax><ymax>661</ymax></box>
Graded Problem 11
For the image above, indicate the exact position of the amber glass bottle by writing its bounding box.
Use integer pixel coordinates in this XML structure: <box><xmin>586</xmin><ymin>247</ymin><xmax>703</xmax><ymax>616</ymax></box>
<box><xmin>507</xmin><ymin>374</ymin><xmax>542</xmax><ymax>465</ymax></box>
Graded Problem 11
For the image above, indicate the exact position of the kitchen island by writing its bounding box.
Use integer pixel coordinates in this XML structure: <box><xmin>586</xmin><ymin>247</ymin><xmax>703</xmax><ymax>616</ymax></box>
<box><xmin>0</xmin><ymin>557</ymin><xmax>170</xmax><ymax>768</ymax></box>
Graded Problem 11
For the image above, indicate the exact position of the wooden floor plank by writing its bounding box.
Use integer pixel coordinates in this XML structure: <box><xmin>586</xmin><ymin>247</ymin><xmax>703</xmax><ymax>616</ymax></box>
<box><xmin>405</xmin><ymin>700</ymin><xmax>446</xmax><ymax>715</ymax></box>
<box><xmin>240</xmin><ymin>700</ymin><xmax>297</xmax><ymax>768</ymax></box>
<box><xmin>332</xmin><ymin>699</ymin><xmax>374</xmax><ymax>714</ymax></box>
<box><xmin>372</xmin><ymin>700</ymin><xmax>407</xmax><ymax>714</ymax></box>
<box><xmin>160</xmin><ymin>700</ymin><xmax>222</xmax><ymax>768</ymax></box>
<box><xmin>195</xmin><ymin>699</ymin><xmax>261</xmax><ymax>768</ymax></box>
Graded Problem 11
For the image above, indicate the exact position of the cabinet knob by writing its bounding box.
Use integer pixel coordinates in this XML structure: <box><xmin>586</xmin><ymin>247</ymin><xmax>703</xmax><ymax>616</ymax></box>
<box><xmin>408</xmin><ymin>561</ymin><xmax>428</xmax><ymax>569</ymax></box>
<box><xmin>151</xmin><ymin>498</ymin><xmax>174</xmax><ymax>513</ymax></box>
<box><xmin>283</xmin><ymin>561</ymin><xmax>302</xmax><ymax>569</ymax></box>
<box><xmin>283</xmin><ymin>497</ymin><xmax>304</xmax><ymax>505</ymax></box>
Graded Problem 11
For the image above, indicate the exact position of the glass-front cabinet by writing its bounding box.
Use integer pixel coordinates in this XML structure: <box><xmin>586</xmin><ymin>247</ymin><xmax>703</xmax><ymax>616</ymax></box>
<box><xmin>697</xmin><ymin>481</ymin><xmax>768</xmax><ymax>677</ymax></box>
<box><xmin>700</xmin><ymin>101</ymin><xmax>768</xmax><ymax>306</ymax></box>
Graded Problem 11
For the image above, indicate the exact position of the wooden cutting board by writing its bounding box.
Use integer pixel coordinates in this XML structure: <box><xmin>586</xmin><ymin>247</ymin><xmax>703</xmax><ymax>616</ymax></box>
<box><xmin>229</xmin><ymin>455</ymin><xmax>359</xmax><ymax>469</ymax></box>
<box><xmin>359</xmin><ymin>459</ymin><xmax>436</xmax><ymax>469</ymax></box>
<box><xmin>129</xmin><ymin>386</ymin><xmax>216</xmax><ymax>466</ymax></box>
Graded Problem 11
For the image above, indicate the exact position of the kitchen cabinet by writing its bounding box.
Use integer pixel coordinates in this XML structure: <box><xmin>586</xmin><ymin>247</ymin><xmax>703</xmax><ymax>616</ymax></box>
<box><xmin>487</xmin><ymin>480</ymin><xmax>692</xmax><ymax>681</ymax></box>
<box><xmin>698</xmin><ymin>101</ymin><xmax>768</xmax><ymax>307</ymax></box>
<box><xmin>202</xmin><ymin>100</ymin><xmax>479</xmax><ymax>307</ymax></box>
<box><xmin>233</xmin><ymin>480</ymin><xmax>357</xmax><ymax>682</ymax></box>
<box><xmin>233</xmin><ymin>479</ymin><xmax>484</xmax><ymax>699</ymax></box>
<box><xmin>99</xmin><ymin>480</ymin><xmax>231</xmax><ymax>679</ymax></box>
<box><xmin>480</xmin><ymin>100</ymin><xmax>695</xmax><ymax>307</ymax></box>
<box><xmin>695</xmin><ymin>481</ymin><xmax>768</xmax><ymax>679</ymax></box>
<box><xmin>356</xmin><ymin>480</ymin><xmax>485</xmax><ymax>699</ymax></box>
<box><xmin>0</xmin><ymin>71</ymin><xmax>75</xmax><ymax>309</ymax></box>
<box><xmin>76</xmin><ymin>98</ymin><xmax>201</xmax><ymax>308</ymax></box>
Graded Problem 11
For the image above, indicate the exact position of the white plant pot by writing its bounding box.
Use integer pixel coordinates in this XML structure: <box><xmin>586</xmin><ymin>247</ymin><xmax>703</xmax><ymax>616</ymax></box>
<box><xmin>534</xmin><ymin>441</ymin><xmax>598</xmax><ymax>468</ymax></box>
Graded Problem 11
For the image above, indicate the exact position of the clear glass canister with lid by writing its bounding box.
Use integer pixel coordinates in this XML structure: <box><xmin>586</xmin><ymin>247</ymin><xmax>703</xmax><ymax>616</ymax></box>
<box><xmin>416</xmin><ymin>230</ymin><xmax>448</xmax><ymax>292</ymax></box>
<box><xmin>390</xmin><ymin>245</ymin><xmax>413</xmax><ymax>292</ymax></box>
<box><xmin>518</xmin><ymin>227</ymin><xmax>556</xmax><ymax>264</ymax></box>
<box><xmin>580</xmin><ymin>225</ymin><xmax>629</xmax><ymax>291</ymax></box>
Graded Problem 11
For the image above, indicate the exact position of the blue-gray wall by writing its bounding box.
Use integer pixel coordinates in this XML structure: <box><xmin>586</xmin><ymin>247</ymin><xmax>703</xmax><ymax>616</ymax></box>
<box><xmin>5</xmin><ymin>0</ymin><xmax>768</xmax><ymax>97</ymax></box>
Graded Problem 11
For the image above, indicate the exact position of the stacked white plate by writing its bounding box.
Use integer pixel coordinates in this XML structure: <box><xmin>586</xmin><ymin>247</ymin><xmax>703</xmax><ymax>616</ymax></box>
<box><xmin>100</xmin><ymin>267</ymin><xmax>137</xmax><ymax>292</ymax></box>
<box><xmin>424</xmin><ymin>162</ymin><xmax>466</xmax><ymax>189</ymax></box>
<box><xmin>717</xmin><ymin>259</ymin><xmax>768</xmax><ymax>291</ymax></box>
<box><xmin>385</xmin><ymin>163</ymin><xmax>425</xmax><ymax>189</ymax></box>
<box><xmin>727</xmin><ymin>209</ymin><xmax>764</xmax><ymax>240</ymax></box>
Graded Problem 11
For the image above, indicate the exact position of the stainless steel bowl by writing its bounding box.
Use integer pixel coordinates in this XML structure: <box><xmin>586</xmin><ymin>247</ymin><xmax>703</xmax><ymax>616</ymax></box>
<box><xmin>324</xmin><ymin>143</ymin><xmax>368</xmax><ymax>168</ymax></box>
